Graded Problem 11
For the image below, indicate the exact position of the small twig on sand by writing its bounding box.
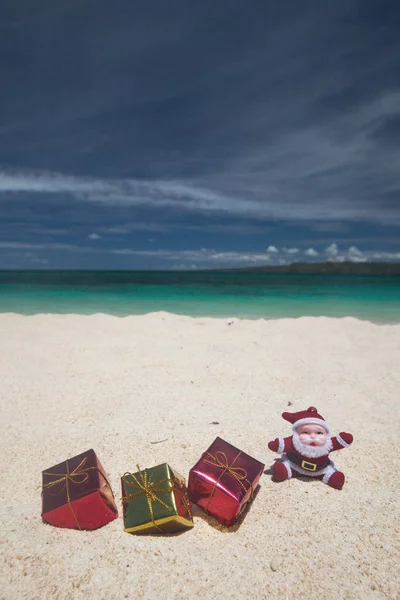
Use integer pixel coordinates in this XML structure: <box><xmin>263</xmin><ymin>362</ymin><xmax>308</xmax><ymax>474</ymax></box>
<box><xmin>150</xmin><ymin>438</ymin><xmax>169</xmax><ymax>445</ymax></box>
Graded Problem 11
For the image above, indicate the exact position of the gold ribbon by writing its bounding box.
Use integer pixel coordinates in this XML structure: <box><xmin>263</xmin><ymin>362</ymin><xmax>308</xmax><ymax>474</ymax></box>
<box><xmin>181</xmin><ymin>492</ymin><xmax>192</xmax><ymax>520</ymax></box>
<box><xmin>122</xmin><ymin>466</ymin><xmax>189</xmax><ymax>533</ymax></box>
<box><xmin>43</xmin><ymin>456</ymin><xmax>113</xmax><ymax>530</ymax></box>
<box><xmin>202</xmin><ymin>450</ymin><xmax>253</xmax><ymax>514</ymax></box>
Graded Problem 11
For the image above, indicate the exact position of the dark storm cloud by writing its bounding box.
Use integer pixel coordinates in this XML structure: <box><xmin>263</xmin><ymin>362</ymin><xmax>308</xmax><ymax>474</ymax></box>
<box><xmin>0</xmin><ymin>0</ymin><xmax>399</xmax><ymax>267</ymax></box>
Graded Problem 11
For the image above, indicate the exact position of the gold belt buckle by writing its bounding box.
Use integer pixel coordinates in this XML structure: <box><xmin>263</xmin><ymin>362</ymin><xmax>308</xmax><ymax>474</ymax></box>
<box><xmin>301</xmin><ymin>460</ymin><xmax>317</xmax><ymax>472</ymax></box>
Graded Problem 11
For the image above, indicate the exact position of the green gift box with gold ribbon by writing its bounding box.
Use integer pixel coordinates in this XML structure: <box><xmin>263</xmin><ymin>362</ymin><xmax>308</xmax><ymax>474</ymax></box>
<box><xmin>121</xmin><ymin>463</ymin><xmax>194</xmax><ymax>534</ymax></box>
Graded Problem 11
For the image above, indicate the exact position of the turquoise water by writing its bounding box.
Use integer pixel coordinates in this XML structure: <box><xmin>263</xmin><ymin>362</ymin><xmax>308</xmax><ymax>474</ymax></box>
<box><xmin>0</xmin><ymin>271</ymin><xmax>400</xmax><ymax>322</ymax></box>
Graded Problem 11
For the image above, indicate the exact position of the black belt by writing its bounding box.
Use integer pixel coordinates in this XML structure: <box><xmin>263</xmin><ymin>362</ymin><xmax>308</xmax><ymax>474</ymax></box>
<box><xmin>287</xmin><ymin>453</ymin><xmax>329</xmax><ymax>472</ymax></box>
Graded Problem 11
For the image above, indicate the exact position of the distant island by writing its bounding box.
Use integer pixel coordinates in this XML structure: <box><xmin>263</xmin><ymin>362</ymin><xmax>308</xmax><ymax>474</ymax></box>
<box><xmin>226</xmin><ymin>261</ymin><xmax>400</xmax><ymax>275</ymax></box>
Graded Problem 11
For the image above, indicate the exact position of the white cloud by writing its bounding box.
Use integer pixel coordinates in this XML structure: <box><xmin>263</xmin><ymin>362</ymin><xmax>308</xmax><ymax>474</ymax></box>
<box><xmin>88</xmin><ymin>233</ymin><xmax>101</xmax><ymax>240</ymax></box>
<box><xmin>283</xmin><ymin>247</ymin><xmax>299</xmax><ymax>254</ymax></box>
<box><xmin>325</xmin><ymin>243</ymin><xmax>339</xmax><ymax>256</ymax></box>
<box><xmin>0</xmin><ymin>168</ymin><xmax>258</xmax><ymax>218</ymax></box>
<box><xmin>325</xmin><ymin>243</ymin><xmax>368</xmax><ymax>263</ymax></box>
<box><xmin>347</xmin><ymin>245</ymin><xmax>367</xmax><ymax>263</ymax></box>
<box><xmin>30</xmin><ymin>257</ymin><xmax>49</xmax><ymax>265</ymax></box>
<box><xmin>266</xmin><ymin>245</ymin><xmax>279</xmax><ymax>253</ymax></box>
<box><xmin>112</xmin><ymin>248</ymin><xmax>272</xmax><ymax>265</ymax></box>
<box><xmin>369</xmin><ymin>251</ymin><xmax>400</xmax><ymax>260</ymax></box>
<box><xmin>1</xmin><ymin>239</ymin><xmax>399</xmax><ymax>268</ymax></box>
<box><xmin>325</xmin><ymin>243</ymin><xmax>344</xmax><ymax>261</ymax></box>
<box><xmin>348</xmin><ymin>245</ymin><xmax>363</xmax><ymax>256</ymax></box>
<box><xmin>305</xmin><ymin>248</ymin><xmax>319</xmax><ymax>256</ymax></box>
<box><xmin>104</xmin><ymin>227</ymin><xmax>130</xmax><ymax>234</ymax></box>
<box><xmin>2</xmin><ymin>164</ymin><xmax>398</xmax><ymax>225</ymax></box>
<box><xmin>0</xmin><ymin>241</ymin><xmax>95</xmax><ymax>252</ymax></box>
<box><xmin>170</xmin><ymin>263</ymin><xmax>199</xmax><ymax>271</ymax></box>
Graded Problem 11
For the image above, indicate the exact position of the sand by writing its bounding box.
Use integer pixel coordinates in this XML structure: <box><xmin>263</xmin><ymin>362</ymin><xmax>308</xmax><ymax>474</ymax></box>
<box><xmin>0</xmin><ymin>313</ymin><xmax>399</xmax><ymax>600</ymax></box>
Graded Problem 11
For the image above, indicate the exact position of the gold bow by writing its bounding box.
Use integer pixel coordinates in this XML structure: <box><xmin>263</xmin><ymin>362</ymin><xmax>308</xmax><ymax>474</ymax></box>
<box><xmin>43</xmin><ymin>457</ymin><xmax>93</xmax><ymax>491</ymax></box>
<box><xmin>202</xmin><ymin>450</ymin><xmax>253</xmax><ymax>514</ymax></box>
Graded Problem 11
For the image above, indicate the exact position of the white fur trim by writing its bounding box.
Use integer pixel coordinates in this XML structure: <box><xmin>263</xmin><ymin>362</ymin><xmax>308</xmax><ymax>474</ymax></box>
<box><xmin>322</xmin><ymin>464</ymin><xmax>336</xmax><ymax>484</ymax></box>
<box><xmin>336</xmin><ymin>433</ymin><xmax>350</xmax><ymax>448</ymax></box>
<box><xmin>292</xmin><ymin>431</ymin><xmax>333</xmax><ymax>458</ymax></box>
<box><xmin>284</xmin><ymin>454</ymin><xmax>334</xmax><ymax>478</ymax></box>
<box><xmin>293</xmin><ymin>417</ymin><xmax>330</xmax><ymax>434</ymax></box>
<box><xmin>277</xmin><ymin>437</ymin><xmax>285</xmax><ymax>454</ymax></box>
<box><xmin>282</xmin><ymin>460</ymin><xmax>292</xmax><ymax>479</ymax></box>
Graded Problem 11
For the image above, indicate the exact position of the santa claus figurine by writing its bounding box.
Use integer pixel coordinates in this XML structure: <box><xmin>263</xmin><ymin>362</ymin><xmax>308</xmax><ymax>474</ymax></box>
<box><xmin>268</xmin><ymin>406</ymin><xmax>353</xmax><ymax>490</ymax></box>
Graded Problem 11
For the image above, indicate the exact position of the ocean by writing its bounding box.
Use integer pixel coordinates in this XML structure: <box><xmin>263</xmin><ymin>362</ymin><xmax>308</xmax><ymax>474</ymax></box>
<box><xmin>1</xmin><ymin>270</ymin><xmax>400</xmax><ymax>322</ymax></box>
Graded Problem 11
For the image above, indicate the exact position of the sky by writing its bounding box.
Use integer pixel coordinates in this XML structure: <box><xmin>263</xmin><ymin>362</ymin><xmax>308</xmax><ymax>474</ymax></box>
<box><xmin>1</xmin><ymin>0</ymin><xmax>400</xmax><ymax>270</ymax></box>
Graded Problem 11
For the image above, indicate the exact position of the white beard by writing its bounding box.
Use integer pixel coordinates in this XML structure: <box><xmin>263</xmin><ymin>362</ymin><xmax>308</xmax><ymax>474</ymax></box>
<box><xmin>292</xmin><ymin>430</ymin><xmax>333</xmax><ymax>458</ymax></box>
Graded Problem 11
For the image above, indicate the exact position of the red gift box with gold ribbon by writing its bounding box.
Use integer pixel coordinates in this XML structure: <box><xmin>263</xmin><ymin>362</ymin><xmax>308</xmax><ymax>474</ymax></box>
<box><xmin>41</xmin><ymin>448</ymin><xmax>118</xmax><ymax>530</ymax></box>
<box><xmin>188</xmin><ymin>437</ymin><xmax>264</xmax><ymax>527</ymax></box>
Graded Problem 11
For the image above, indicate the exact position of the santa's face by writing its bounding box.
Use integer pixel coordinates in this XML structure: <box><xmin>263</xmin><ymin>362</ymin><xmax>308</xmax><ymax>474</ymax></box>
<box><xmin>297</xmin><ymin>424</ymin><xmax>327</xmax><ymax>447</ymax></box>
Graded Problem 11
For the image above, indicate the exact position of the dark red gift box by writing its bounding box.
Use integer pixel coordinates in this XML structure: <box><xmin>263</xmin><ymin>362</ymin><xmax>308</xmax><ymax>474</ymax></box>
<box><xmin>41</xmin><ymin>448</ymin><xmax>118</xmax><ymax>530</ymax></box>
<box><xmin>188</xmin><ymin>437</ymin><xmax>265</xmax><ymax>527</ymax></box>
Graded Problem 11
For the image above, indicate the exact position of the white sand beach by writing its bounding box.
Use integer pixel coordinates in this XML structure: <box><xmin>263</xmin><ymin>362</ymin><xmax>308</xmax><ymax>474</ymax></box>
<box><xmin>0</xmin><ymin>313</ymin><xmax>399</xmax><ymax>600</ymax></box>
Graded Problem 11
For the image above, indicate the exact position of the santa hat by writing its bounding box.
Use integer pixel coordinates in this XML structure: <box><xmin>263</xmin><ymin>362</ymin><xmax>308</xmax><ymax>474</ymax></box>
<box><xmin>282</xmin><ymin>406</ymin><xmax>330</xmax><ymax>434</ymax></box>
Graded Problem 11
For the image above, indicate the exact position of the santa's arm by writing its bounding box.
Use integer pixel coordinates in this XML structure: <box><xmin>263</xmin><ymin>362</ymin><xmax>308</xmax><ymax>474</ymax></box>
<box><xmin>268</xmin><ymin>436</ymin><xmax>292</xmax><ymax>454</ymax></box>
<box><xmin>330</xmin><ymin>432</ymin><xmax>353</xmax><ymax>451</ymax></box>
